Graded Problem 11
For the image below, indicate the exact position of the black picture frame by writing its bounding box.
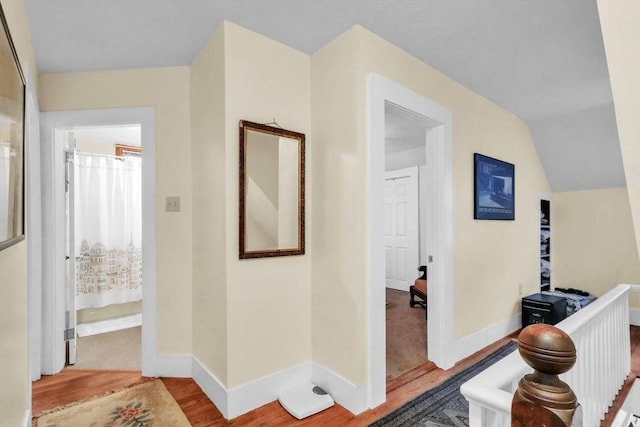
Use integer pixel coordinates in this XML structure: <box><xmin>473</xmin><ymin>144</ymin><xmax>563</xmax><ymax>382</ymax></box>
<box><xmin>0</xmin><ymin>4</ymin><xmax>26</xmax><ymax>251</ymax></box>
<box><xmin>474</xmin><ymin>153</ymin><xmax>515</xmax><ymax>220</ymax></box>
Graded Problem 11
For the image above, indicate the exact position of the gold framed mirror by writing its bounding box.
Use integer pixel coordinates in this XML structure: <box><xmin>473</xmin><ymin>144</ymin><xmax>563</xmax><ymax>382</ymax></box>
<box><xmin>239</xmin><ymin>120</ymin><xmax>305</xmax><ymax>259</ymax></box>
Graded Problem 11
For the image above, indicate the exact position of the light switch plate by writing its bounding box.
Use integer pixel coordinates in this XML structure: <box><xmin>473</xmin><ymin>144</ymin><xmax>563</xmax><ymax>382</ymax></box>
<box><xmin>165</xmin><ymin>196</ymin><xmax>180</xmax><ymax>212</ymax></box>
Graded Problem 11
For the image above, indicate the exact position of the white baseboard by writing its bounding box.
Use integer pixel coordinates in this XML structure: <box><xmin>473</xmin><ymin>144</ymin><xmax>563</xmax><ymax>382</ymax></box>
<box><xmin>455</xmin><ymin>312</ymin><xmax>521</xmax><ymax>362</ymax></box>
<box><xmin>191</xmin><ymin>357</ymin><xmax>368</xmax><ymax>420</ymax></box>
<box><xmin>312</xmin><ymin>362</ymin><xmax>368</xmax><ymax>415</ymax></box>
<box><xmin>455</xmin><ymin>307</ymin><xmax>640</xmax><ymax>361</ymax></box>
<box><xmin>227</xmin><ymin>362</ymin><xmax>311</xmax><ymax>419</ymax></box>
<box><xmin>192</xmin><ymin>356</ymin><xmax>230</xmax><ymax>419</ymax></box>
<box><xmin>76</xmin><ymin>313</ymin><xmax>142</xmax><ymax>337</ymax></box>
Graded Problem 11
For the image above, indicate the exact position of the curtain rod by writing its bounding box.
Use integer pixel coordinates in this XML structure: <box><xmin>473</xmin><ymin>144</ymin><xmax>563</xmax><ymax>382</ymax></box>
<box><xmin>68</xmin><ymin>150</ymin><xmax>142</xmax><ymax>162</ymax></box>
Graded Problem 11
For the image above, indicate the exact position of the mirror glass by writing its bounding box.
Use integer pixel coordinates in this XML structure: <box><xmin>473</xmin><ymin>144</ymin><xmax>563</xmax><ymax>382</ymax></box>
<box><xmin>0</xmin><ymin>7</ymin><xmax>25</xmax><ymax>252</ymax></box>
<box><xmin>239</xmin><ymin>120</ymin><xmax>305</xmax><ymax>259</ymax></box>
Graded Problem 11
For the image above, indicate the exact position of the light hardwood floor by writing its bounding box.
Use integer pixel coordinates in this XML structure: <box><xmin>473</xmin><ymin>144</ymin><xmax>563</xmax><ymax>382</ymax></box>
<box><xmin>32</xmin><ymin>327</ymin><xmax>640</xmax><ymax>426</ymax></box>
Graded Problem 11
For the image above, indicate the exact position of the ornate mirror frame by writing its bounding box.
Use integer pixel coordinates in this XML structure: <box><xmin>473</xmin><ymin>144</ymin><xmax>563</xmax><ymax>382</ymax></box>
<box><xmin>239</xmin><ymin>120</ymin><xmax>305</xmax><ymax>259</ymax></box>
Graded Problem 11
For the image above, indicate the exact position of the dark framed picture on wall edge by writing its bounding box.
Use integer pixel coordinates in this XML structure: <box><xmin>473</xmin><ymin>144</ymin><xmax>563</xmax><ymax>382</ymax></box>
<box><xmin>474</xmin><ymin>153</ymin><xmax>515</xmax><ymax>220</ymax></box>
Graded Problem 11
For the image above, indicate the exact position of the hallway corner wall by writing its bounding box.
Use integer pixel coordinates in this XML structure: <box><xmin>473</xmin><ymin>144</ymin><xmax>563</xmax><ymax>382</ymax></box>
<box><xmin>223</xmin><ymin>21</ymin><xmax>312</xmax><ymax>390</ymax></box>
<box><xmin>0</xmin><ymin>0</ymin><xmax>37</xmax><ymax>425</ymax></box>
<box><xmin>190</xmin><ymin>23</ymin><xmax>228</xmax><ymax>385</ymax></box>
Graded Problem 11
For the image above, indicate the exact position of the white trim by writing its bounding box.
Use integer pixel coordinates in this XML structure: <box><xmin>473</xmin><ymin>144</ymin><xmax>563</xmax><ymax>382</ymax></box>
<box><xmin>25</xmin><ymin>67</ymin><xmax>43</xmax><ymax>383</ymax></box>
<box><xmin>368</xmin><ymin>72</ymin><xmax>455</xmax><ymax>408</ymax></box>
<box><xmin>39</xmin><ymin>108</ymin><xmax>156</xmax><ymax>377</ymax></box>
<box><xmin>191</xmin><ymin>358</ymin><xmax>368</xmax><ymax>420</ymax></box>
<box><xmin>192</xmin><ymin>356</ymin><xmax>230</xmax><ymax>419</ymax></box>
<box><xmin>227</xmin><ymin>363</ymin><xmax>311</xmax><ymax>419</ymax></box>
<box><xmin>22</xmin><ymin>409</ymin><xmax>31</xmax><ymax>427</ymax></box>
<box><xmin>455</xmin><ymin>312</ymin><xmax>521</xmax><ymax>362</ymax></box>
<box><xmin>630</xmin><ymin>308</ymin><xmax>640</xmax><ymax>326</ymax></box>
<box><xmin>76</xmin><ymin>314</ymin><xmax>142</xmax><ymax>337</ymax></box>
<box><xmin>312</xmin><ymin>362</ymin><xmax>368</xmax><ymax>415</ymax></box>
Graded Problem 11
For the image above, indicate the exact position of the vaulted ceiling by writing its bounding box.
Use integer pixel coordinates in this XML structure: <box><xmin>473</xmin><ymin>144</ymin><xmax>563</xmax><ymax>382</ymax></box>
<box><xmin>23</xmin><ymin>0</ymin><xmax>624</xmax><ymax>192</ymax></box>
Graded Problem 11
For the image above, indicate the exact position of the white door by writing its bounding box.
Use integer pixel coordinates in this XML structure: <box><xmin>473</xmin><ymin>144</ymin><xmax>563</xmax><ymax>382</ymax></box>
<box><xmin>384</xmin><ymin>166</ymin><xmax>419</xmax><ymax>291</ymax></box>
<box><xmin>65</xmin><ymin>139</ymin><xmax>77</xmax><ymax>364</ymax></box>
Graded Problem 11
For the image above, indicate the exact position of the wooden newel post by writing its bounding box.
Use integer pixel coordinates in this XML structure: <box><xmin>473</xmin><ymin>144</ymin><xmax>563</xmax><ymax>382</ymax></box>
<box><xmin>512</xmin><ymin>324</ymin><xmax>578</xmax><ymax>427</ymax></box>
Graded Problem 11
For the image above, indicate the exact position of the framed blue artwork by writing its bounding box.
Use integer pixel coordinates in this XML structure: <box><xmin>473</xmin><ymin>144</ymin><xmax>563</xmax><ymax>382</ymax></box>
<box><xmin>474</xmin><ymin>153</ymin><xmax>515</xmax><ymax>220</ymax></box>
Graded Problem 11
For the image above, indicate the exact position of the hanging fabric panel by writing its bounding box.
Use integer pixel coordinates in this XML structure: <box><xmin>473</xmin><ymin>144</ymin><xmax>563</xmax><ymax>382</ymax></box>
<box><xmin>74</xmin><ymin>152</ymin><xmax>142</xmax><ymax>309</ymax></box>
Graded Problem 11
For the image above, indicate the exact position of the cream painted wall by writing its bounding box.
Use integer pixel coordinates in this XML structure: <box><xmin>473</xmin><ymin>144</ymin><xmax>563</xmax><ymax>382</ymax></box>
<box><xmin>0</xmin><ymin>241</ymin><xmax>27</xmax><ymax>426</ymax></box>
<box><xmin>553</xmin><ymin>188</ymin><xmax>640</xmax><ymax>303</ymax></box>
<box><xmin>310</xmin><ymin>29</ymin><xmax>364</xmax><ymax>382</ymax></box>
<box><xmin>0</xmin><ymin>1</ymin><xmax>36</xmax><ymax>425</ymax></box>
<box><xmin>190</xmin><ymin>22</ymin><xmax>312</xmax><ymax>389</ymax></box>
<box><xmin>223</xmin><ymin>22</ymin><xmax>311</xmax><ymax>388</ymax></box>
<box><xmin>75</xmin><ymin>137</ymin><xmax>118</xmax><ymax>155</ymax></box>
<box><xmin>355</xmin><ymin>26</ymin><xmax>549</xmax><ymax>340</ymax></box>
<box><xmin>598</xmin><ymin>0</ymin><xmax>640</xmax><ymax>261</ymax></box>
<box><xmin>311</xmin><ymin>26</ymin><xmax>550</xmax><ymax>383</ymax></box>
<box><xmin>1</xmin><ymin>0</ymin><xmax>37</xmax><ymax>86</ymax></box>
<box><xmin>38</xmin><ymin>67</ymin><xmax>193</xmax><ymax>354</ymax></box>
<box><xmin>190</xmin><ymin>25</ymin><xmax>228</xmax><ymax>384</ymax></box>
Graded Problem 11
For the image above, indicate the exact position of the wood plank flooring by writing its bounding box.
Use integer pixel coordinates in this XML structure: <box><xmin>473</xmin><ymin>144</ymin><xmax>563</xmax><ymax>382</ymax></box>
<box><xmin>32</xmin><ymin>327</ymin><xmax>640</xmax><ymax>426</ymax></box>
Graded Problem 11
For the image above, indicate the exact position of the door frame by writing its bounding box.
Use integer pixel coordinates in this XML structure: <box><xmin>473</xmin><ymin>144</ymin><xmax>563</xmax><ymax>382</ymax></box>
<box><xmin>38</xmin><ymin>107</ymin><xmax>156</xmax><ymax>376</ymax></box>
<box><xmin>368</xmin><ymin>73</ymin><xmax>455</xmax><ymax>408</ymax></box>
<box><xmin>384</xmin><ymin>166</ymin><xmax>419</xmax><ymax>292</ymax></box>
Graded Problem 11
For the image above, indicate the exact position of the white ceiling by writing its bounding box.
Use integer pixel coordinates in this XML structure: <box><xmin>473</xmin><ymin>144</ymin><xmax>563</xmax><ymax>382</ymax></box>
<box><xmin>23</xmin><ymin>0</ymin><xmax>624</xmax><ymax>192</ymax></box>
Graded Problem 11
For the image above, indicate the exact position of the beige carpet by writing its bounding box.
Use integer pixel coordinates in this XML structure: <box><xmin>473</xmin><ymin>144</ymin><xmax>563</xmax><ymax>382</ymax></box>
<box><xmin>37</xmin><ymin>379</ymin><xmax>190</xmax><ymax>426</ymax></box>
<box><xmin>67</xmin><ymin>326</ymin><xmax>141</xmax><ymax>370</ymax></box>
<box><xmin>386</xmin><ymin>288</ymin><xmax>428</xmax><ymax>380</ymax></box>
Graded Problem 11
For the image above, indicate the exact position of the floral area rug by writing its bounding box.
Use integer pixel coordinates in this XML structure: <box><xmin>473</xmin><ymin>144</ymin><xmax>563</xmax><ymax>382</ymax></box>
<box><xmin>36</xmin><ymin>379</ymin><xmax>191</xmax><ymax>426</ymax></box>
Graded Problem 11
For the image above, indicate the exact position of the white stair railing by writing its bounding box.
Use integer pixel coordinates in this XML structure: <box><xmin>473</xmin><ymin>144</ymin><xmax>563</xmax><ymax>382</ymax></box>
<box><xmin>460</xmin><ymin>283</ymin><xmax>639</xmax><ymax>427</ymax></box>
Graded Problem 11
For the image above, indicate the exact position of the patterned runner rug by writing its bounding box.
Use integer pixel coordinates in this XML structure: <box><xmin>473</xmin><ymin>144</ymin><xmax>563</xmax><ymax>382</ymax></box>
<box><xmin>36</xmin><ymin>379</ymin><xmax>191</xmax><ymax>427</ymax></box>
<box><xmin>369</xmin><ymin>341</ymin><xmax>518</xmax><ymax>427</ymax></box>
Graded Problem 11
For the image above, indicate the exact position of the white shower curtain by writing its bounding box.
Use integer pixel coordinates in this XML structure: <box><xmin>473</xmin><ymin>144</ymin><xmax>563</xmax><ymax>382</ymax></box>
<box><xmin>74</xmin><ymin>152</ymin><xmax>142</xmax><ymax>309</ymax></box>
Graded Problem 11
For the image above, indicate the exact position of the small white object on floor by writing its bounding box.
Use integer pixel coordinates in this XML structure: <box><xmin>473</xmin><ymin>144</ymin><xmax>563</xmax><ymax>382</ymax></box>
<box><xmin>278</xmin><ymin>382</ymin><xmax>334</xmax><ymax>419</ymax></box>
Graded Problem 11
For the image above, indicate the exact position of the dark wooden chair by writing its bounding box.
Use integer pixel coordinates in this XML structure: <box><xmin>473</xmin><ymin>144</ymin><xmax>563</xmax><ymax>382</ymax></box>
<box><xmin>410</xmin><ymin>265</ymin><xmax>427</xmax><ymax>308</ymax></box>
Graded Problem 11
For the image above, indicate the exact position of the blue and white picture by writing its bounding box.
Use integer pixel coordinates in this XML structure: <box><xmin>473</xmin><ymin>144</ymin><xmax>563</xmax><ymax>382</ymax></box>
<box><xmin>474</xmin><ymin>153</ymin><xmax>515</xmax><ymax>220</ymax></box>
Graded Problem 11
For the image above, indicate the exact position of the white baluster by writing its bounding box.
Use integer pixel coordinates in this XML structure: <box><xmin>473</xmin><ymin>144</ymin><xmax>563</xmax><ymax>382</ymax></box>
<box><xmin>461</xmin><ymin>285</ymin><xmax>635</xmax><ymax>427</ymax></box>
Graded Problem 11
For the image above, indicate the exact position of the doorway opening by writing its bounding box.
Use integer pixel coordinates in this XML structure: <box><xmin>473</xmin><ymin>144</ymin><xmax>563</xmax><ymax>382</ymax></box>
<box><xmin>368</xmin><ymin>73</ymin><xmax>455</xmax><ymax>408</ymax></box>
<box><xmin>36</xmin><ymin>107</ymin><xmax>156</xmax><ymax>378</ymax></box>
<box><xmin>384</xmin><ymin>103</ymin><xmax>428</xmax><ymax>383</ymax></box>
<box><xmin>66</xmin><ymin>124</ymin><xmax>143</xmax><ymax>370</ymax></box>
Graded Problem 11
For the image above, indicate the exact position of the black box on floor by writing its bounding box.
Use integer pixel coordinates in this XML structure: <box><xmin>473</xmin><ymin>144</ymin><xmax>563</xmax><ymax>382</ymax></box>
<box><xmin>521</xmin><ymin>293</ymin><xmax>567</xmax><ymax>327</ymax></box>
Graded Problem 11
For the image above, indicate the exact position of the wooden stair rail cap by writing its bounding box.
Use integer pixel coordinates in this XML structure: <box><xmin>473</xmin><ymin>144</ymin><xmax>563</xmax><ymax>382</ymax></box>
<box><xmin>512</xmin><ymin>324</ymin><xmax>577</xmax><ymax>426</ymax></box>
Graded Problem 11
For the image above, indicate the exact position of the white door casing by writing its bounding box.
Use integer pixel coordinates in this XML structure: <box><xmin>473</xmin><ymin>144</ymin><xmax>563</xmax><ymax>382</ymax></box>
<box><xmin>384</xmin><ymin>167</ymin><xmax>419</xmax><ymax>292</ymax></box>
<box><xmin>64</xmin><ymin>132</ymin><xmax>77</xmax><ymax>365</ymax></box>
<box><xmin>26</xmin><ymin>76</ymin><xmax>42</xmax><ymax>383</ymax></box>
<box><xmin>39</xmin><ymin>108</ymin><xmax>156</xmax><ymax>376</ymax></box>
